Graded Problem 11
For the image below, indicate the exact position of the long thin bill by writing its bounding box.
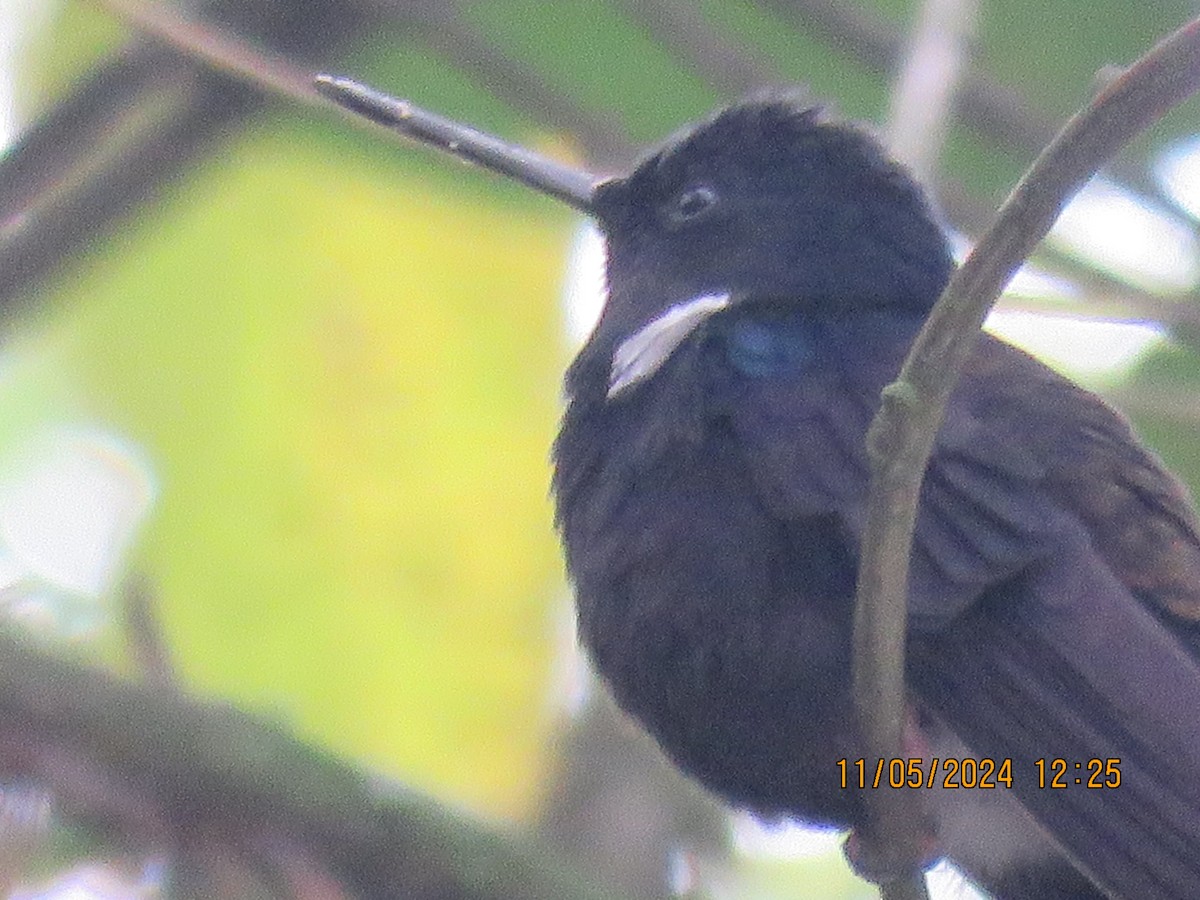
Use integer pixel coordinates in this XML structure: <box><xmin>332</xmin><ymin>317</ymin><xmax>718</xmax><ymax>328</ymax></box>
<box><xmin>314</xmin><ymin>75</ymin><xmax>600</xmax><ymax>213</ymax></box>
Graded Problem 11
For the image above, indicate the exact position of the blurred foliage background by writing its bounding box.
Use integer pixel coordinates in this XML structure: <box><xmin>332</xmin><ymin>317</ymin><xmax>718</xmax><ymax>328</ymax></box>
<box><xmin>0</xmin><ymin>1</ymin><xmax>1198</xmax><ymax>898</ymax></box>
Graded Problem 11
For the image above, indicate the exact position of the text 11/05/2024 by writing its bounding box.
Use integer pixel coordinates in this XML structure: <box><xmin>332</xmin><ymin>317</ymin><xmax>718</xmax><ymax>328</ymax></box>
<box><xmin>836</xmin><ymin>757</ymin><xmax>1123</xmax><ymax>790</ymax></box>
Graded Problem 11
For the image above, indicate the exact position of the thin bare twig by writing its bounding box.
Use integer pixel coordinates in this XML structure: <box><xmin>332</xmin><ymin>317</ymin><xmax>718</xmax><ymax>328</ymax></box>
<box><xmin>104</xmin><ymin>0</ymin><xmax>638</xmax><ymax>168</ymax></box>
<box><xmin>867</xmin><ymin>2</ymin><xmax>981</xmax><ymax>890</ymax></box>
<box><xmin>122</xmin><ymin>572</ymin><xmax>178</xmax><ymax>689</ymax></box>
<box><xmin>96</xmin><ymin>0</ymin><xmax>319</xmax><ymax>103</ymax></box>
<box><xmin>851</xmin><ymin>14</ymin><xmax>1200</xmax><ymax>896</ymax></box>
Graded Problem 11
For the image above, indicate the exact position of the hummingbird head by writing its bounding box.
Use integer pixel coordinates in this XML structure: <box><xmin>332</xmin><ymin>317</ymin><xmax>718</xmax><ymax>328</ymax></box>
<box><xmin>583</xmin><ymin>94</ymin><xmax>954</xmax><ymax>397</ymax></box>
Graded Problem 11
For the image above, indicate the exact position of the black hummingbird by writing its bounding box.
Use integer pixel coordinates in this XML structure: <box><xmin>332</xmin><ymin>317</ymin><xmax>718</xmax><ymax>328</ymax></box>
<box><xmin>317</xmin><ymin>77</ymin><xmax>1200</xmax><ymax>900</ymax></box>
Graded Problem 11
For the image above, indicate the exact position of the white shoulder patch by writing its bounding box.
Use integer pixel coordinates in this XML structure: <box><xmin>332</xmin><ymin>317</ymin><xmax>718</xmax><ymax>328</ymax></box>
<box><xmin>607</xmin><ymin>292</ymin><xmax>730</xmax><ymax>398</ymax></box>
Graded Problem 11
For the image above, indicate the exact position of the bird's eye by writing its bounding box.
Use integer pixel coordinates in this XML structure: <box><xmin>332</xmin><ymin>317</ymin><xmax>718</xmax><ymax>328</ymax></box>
<box><xmin>665</xmin><ymin>185</ymin><xmax>718</xmax><ymax>227</ymax></box>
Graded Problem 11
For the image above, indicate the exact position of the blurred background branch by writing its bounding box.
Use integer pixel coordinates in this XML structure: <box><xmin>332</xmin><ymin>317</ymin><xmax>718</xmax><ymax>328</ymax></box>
<box><xmin>0</xmin><ymin>629</ymin><xmax>625</xmax><ymax>900</ymax></box>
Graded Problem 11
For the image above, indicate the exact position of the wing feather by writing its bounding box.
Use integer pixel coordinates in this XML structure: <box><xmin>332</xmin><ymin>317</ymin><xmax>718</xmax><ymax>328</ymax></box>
<box><xmin>909</xmin><ymin>336</ymin><xmax>1200</xmax><ymax>898</ymax></box>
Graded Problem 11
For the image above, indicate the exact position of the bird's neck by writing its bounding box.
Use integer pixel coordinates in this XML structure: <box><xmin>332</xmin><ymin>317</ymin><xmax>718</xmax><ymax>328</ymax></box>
<box><xmin>715</xmin><ymin>303</ymin><xmax>926</xmax><ymax>384</ymax></box>
<box><xmin>569</xmin><ymin>301</ymin><xmax>927</xmax><ymax>396</ymax></box>
<box><xmin>556</xmin><ymin>302</ymin><xmax>927</xmax><ymax>483</ymax></box>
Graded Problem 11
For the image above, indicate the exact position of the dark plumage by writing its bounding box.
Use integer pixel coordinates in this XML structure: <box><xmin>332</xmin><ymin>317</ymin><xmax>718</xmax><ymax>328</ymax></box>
<box><xmin>552</xmin><ymin>96</ymin><xmax>1200</xmax><ymax>899</ymax></box>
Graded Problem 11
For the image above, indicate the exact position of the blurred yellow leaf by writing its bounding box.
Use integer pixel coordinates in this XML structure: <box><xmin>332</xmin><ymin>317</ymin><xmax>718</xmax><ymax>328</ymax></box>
<box><xmin>33</xmin><ymin>114</ymin><xmax>573</xmax><ymax>818</ymax></box>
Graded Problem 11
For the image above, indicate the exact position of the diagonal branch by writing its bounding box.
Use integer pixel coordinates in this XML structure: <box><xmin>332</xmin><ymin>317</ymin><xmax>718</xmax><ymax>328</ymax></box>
<box><xmin>96</xmin><ymin>0</ymin><xmax>320</xmax><ymax>102</ymax></box>
<box><xmin>0</xmin><ymin>42</ymin><xmax>255</xmax><ymax>311</ymax></box>
<box><xmin>0</xmin><ymin>629</ymin><xmax>624</xmax><ymax>900</ymax></box>
<box><xmin>850</xmin><ymin>13</ymin><xmax>1200</xmax><ymax>896</ymax></box>
<box><xmin>0</xmin><ymin>0</ymin><xmax>382</xmax><ymax>312</ymax></box>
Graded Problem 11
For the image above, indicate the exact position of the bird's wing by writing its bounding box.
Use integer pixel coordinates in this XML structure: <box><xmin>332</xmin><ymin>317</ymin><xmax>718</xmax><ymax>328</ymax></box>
<box><xmin>907</xmin><ymin>335</ymin><xmax>1200</xmax><ymax>899</ymax></box>
<box><xmin>727</xmin><ymin>330</ymin><xmax>1200</xmax><ymax>896</ymax></box>
<box><xmin>912</xmin><ymin>334</ymin><xmax>1200</xmax><ymax>627</ymax></box>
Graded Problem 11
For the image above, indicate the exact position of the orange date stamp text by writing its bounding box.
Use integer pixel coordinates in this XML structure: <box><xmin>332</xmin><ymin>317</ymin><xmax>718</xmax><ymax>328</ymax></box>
<box><xmin>836</xmin><ymin>757</ymin><xmax>1123</xmax><ymax>790</ymax></box>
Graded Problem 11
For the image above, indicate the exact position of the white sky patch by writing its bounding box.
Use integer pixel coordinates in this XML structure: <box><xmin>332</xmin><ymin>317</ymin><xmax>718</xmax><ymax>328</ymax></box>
<box><xmin>0</xmin><ymin>0</ymin><xmax>57</xmax><ymax>153</ymax></box>
<box><xmin>11</xmin><ymin>856</ymin><xmax>167</xmax><ymax>900</ymax></box>
<box><xmin>984</xmin><ymin>309</ymin><xmax>1163</xmax><ymax>382</ymax></box>
<box><xmin>1049</xmin><ymin>177</ymin><xmax>1199</xmax><ymax>293</ymax></box>
<box><xmin>731</xmin><ymin>813</ymin><xmax>843</xmax><ymax>859</ymax></box>
<box><xmin>1003</xmin><ymin>264</ymin><xmax>1079</xmax><ymax>301</ymax></box>
<box><xmin>1157</xmin><ymin>133</ymin><xmax>1200</xmax><ymax>223</ymax></box>
<box><xmin>925</xmin><ymin>859</ymin><xmax>990</xmax><ymax>900</ymax></box>
<box><xmin>0</xmin><ymin>427</ymin><xmax>155</xmax><ymax>597</ymax></box>
<box><xmin>0</xmin><ymin>16</ymin><xmax>18</xmax><ymax>152</ymax></box>
<box><xmin>730</xmin><ymin>816</ymin><xmax>987</xmax><ymax>899</ymax></box>
<box><xmin>562</xmin><ymin>221</ymin><xmax>607</xmax><ymax>346</ymax></box>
